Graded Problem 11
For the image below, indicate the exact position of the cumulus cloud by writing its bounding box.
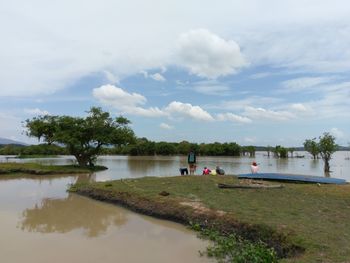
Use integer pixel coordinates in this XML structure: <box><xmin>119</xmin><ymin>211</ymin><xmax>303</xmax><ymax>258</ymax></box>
<box><xmin>93</xmin><ymin>84</ymin><xmax>146</xmax><ymax>107</ymax></box>
<box><xmin>177</xmin><ymin>29</ymin><xmax>247</xmax><ymax>79</ymax></box>
<box><xmin>216</xmin><ymin>113</ymin><xmax>252</xmax><ymax>124</ymax></box>
<box><xmin>24</xmin><ymin>108</ymin><xmax>50</xmax><ymax>116</ymax></box>
<box><xmin>164</xmin><ymin>101</ymin><xmax>215</xmax><ymax>121</ymax></box>
<box><xmin>93</xmin><ymin>85</ymin><xmax>214</xmax><ymax>121</ymax></box>
<box><xmin>160</xmin><ymin>123</ymin><xmax>174</xmax><ymax>130</ymax></box>
<box><xmin>93</xmin><ymin>85</ymin><xmax>165</xmax><ymax>117</ymax></box>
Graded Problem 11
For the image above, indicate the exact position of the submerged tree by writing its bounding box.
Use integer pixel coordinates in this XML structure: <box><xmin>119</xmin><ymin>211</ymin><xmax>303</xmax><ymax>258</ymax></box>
<box><xmin>303</xmin><ymin>138</ymin><xmax>319</xmax><ymax>159</ymax></box>
<box><xmin>318</xmin><ymin>132</ymin><xmax>338</xmax><ymax>173</ymax></box>
<box><xmin>25</xmin><ymin>107</ymin><xmax>135</xmax><ymax>167</ymax></box>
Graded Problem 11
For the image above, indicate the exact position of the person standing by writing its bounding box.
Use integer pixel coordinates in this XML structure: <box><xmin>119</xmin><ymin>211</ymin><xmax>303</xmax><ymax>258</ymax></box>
<box><xmin>188</xmin><ymin>151</ymin><xmax>196</xmax><ymax>175</ymax></box>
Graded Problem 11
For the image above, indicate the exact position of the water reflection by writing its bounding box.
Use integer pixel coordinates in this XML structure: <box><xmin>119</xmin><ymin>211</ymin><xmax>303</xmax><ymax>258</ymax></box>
<box><xmin>20</xmin><ymin>194</ymin><xmax>127</xmax><ymax>237</ymax></box>
<box><xmin>126</xmin><ymin>156</ymin><xmax>178</xmax><ymax>176</ymax></box>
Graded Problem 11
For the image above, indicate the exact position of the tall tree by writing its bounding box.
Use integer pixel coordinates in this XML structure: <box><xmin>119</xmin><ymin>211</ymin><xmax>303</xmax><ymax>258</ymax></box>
<box><xmin>25</xmin><ymin>107</ymin><xmax>135</xmax><ymax>167</ymax></box>
<box><xmin>318</xmin><ymin>132</ymin><xmax>337</xmax><ymax>173</ymax></box>
<box><xmin>303</xmin><ymin>138</ymin><xmax>319</xmax><ymax>159</ymax></box>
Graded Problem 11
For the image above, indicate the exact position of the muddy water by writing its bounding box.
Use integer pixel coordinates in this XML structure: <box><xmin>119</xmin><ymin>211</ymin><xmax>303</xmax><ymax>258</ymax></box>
<box><xmin>0</xmin><ymin>175</ymin><xmax>211</xmax><ymax>263</ymax></box>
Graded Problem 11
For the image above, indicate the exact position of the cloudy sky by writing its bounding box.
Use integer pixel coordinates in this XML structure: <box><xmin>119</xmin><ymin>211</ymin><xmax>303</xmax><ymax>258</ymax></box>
<box><xmin>1</xmin><ymin>0</ymin><xmax>349</xmax><ymax>146</ymax></box>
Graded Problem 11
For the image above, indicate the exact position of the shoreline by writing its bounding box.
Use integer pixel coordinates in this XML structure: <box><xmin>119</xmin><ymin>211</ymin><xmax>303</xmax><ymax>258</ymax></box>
<box><xmin>70</xmin><ymin>177</ymin><xmax>303</xmax><ymax>261</ymax></box>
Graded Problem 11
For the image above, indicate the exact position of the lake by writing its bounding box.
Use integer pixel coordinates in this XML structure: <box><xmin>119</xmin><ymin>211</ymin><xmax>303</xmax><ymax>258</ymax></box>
<box><xmin>0</xmin><ymin>152</ymin><xmax>349</xmax><ymax>262</ymax></box>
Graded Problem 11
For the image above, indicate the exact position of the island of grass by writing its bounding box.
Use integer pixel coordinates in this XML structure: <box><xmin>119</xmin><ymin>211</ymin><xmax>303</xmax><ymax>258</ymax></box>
<box><xmin>0</xmin><ymin>162</ymin><xmax>107</xmax><ymax>176</ymax></box>
<box><xmin>70</xmin><ymin>175</ymin><xmax>350</xmax><ymax>263</ymax></box>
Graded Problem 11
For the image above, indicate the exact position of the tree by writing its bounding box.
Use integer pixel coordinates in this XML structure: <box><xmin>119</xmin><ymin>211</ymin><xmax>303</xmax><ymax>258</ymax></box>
<box><xmin>303</xmin><ymin>138</ymin><xmax>319</xmax><ymax>159</ymax></box>
<box><xmin>25</xmin><ymin>107</ymin><xmax>135</xmax><ymax>167</ymax></box>
<box><xmin>318</xmin><ymin>132</ymin><xmax>338</xmax><ymax>173</ymax></box>
<box><xmin>25</xmin><ymin>115</ymin><xmax>58</xmax><ymax>145</ymax></box>
<box><xmin>274</xmin><ymin>145</ymin><xmax>288</xmax><ymax>158</ymax></box>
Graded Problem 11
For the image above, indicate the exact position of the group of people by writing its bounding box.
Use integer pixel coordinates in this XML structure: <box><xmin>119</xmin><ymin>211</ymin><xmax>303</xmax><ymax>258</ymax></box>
<box><xmin>202</xmin><ymin>166</ymin><xmax>225</xmax><ymax>175</ymax></box>
<box><xmin>180</xmin><ymin>151</ymin><xmax>259</xmax><ymax>176</ymax></box>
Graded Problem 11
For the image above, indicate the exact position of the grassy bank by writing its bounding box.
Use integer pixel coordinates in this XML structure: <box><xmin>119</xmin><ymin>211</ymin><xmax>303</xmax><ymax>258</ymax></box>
<box><xmin>0</xmin><ymin>162</ymin><xmax>107</xmax><ymax>176</ymax></box>
<box><xmin>69</xmin><ymin>175</ymin><xmax>350</xmax><ymax>262</ymax></box>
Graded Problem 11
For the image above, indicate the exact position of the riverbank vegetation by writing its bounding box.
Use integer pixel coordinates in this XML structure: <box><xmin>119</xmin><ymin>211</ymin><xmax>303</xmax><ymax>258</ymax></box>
<box><xmin>69</xmin><ymin>175</ymin><xmax>350</xmax><ymax>262</ymax></box>
<box><xmin>0</xmin><ymin>162</ymin><xmax>106</xmax><ymax>176</ymax></box>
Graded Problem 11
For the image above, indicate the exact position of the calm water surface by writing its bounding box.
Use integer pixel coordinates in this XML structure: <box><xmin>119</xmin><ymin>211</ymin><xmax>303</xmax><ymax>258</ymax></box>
<box><xmin>0</xmin><ymin>152</ymin><xmax>349</xmax><ymax>262</ymax></box>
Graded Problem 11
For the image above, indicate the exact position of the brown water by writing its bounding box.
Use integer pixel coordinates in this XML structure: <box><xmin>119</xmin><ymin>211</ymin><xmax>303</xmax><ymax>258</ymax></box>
<box><xmin>0</xmin><ymin>152</ymin><xmax>349</xmax><ymax>262</ymax></box>
<box><xmin>0</xmin><ymin>175</ymin><xmax>211</xmax><ymax>263</ymax></box>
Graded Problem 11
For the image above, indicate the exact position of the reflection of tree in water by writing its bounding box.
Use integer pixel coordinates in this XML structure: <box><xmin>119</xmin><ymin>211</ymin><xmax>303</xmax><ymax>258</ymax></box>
<box><xmin>20</xmin><ymin>194</ymin><xmax>128</xmax><ymax>237</ymax></box>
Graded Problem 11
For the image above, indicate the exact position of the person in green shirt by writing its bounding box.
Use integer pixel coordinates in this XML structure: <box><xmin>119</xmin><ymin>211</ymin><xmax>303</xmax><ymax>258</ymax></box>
<box><xmin>188</xmin><ymin>151</ymin><xmax>196</xmax><ymax>175</ymax></box>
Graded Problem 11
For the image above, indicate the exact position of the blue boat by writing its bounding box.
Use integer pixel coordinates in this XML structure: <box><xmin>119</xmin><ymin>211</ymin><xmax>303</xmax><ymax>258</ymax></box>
<box><xmin>237</xmin><ymin>173</ymin><xmax>347</xmax><ymax>185</ymax></box>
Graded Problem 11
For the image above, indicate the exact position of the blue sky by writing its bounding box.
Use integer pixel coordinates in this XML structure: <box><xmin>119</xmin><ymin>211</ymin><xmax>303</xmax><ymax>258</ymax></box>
<box><xmin>0</xmin><ymin>0</ymin><xmax>349</xmax><ymax>146</ymax></box>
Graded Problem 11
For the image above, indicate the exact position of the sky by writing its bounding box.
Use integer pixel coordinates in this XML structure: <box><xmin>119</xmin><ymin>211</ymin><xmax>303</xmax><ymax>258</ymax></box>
<box><xmin>0</xmin><ymin>0</ymin><xmax>349</xmax><ymax>146</ymax></box>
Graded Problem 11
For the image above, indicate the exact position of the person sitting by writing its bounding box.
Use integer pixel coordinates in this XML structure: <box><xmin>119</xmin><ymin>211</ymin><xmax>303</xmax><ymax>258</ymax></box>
<box><xmin>251</xmin><ymin>161</ymin><xmax>259</xmax><ymax>174</ymax></box>
<box><xmin>215</xmin><ymin>166</ymin><xmax>225</xmax><ymax>175</ymax></box>
<box><xmin>202</xmin><ymin>167</ymin><xmax>211</xmax><ymax>175</ymax></box>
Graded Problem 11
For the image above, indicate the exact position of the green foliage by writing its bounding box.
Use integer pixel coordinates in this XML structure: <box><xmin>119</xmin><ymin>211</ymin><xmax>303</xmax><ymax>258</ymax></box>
<box><xmin>0</xmin><ymin>144</ymin><xmax>66</xmax><ymax>156</ymax></box>
<box><xmin>155</xmin><ymin>141</ymin><xmax>177</xmax><ymax>155</ymax></box>
<box><xmin>25</xmin><ymin>107</ymin><xmax>135</xmax><ymax>166</ymax></box>
<box><xmin>274</xmin><ymin>145</ymin><xmax>288</xmax><ymax>158</ymax></box>
<box><xmin>303</xmin><ymin>138</ymin><xmax>319</xmax><ymax>159</ymax></box>
<box><xmin>304</xmin><ymin>133</ymin><xmax>337</xmax><ymax>172</ymax></box>
<box><xmin>191</xmin><ymin>225</ymin><xmax>278</xmax><ymax>263</ymax></box>
<box><xmin>318</xmin><ymin>132</ymin><xmax>337</xmax><ymax>172</ymax></box>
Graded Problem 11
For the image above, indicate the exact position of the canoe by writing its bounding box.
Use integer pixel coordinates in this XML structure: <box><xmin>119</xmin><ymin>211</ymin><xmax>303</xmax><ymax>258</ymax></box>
<box><xmin>237</xmin><ymin>173</ymin><xmax>347</xmax><ymax>185</ymax></box>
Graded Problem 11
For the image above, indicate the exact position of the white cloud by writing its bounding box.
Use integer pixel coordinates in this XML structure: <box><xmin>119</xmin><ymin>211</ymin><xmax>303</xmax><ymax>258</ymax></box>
<box><xmin>160</xmin><ymin>123</ymin><xmax>174</xmax><ymax>130</ymax></box>
<box><xmin>24</xmin><ymin>108</ymin><xmax>50</xmax><ymax>116</ymax></box>
<box><xmin>93</xmin><ymin>85</ymin><xmax>146</xmax><ymax>107</ymax></box>
<box><xmin>216</xmin><ymin>113</ymin><xmax>252</xmax><ymax>124</ymax></box>
<box><xmin>176</xmin><ymin>29</ymin><xmax>247</xmax><ymax>79</ymax></box>
<box><xmin>93</xmin><ymin>85</ymin><xmax>214</xmax><ymax>121</ymax></box>
<box><xmin>164</xmin><ymin>101</ymin><xmax>215</xmax><ymax>122</ymax></box>
<box><xmin>93</xmin><ymin>85</ymin><xmax>165</xmax><ymax>117</ymax></box>
<box><xmin>150</xmin><ymin>73</ymin><xmax>166</xmax><ymax>82</ymax></box>
<box><xmin>2</xmin><ymin>1</ymin><xmax>350</xmax><ymax>96</ymax></box>
<box><xmin>243</xmin><ymin>106</ymin><xmax>295</xmax><ymax>121</ymax></box>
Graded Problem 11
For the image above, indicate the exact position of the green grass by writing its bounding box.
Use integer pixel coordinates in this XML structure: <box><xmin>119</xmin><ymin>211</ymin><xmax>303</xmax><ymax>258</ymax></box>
<box><xmin>71</xmin><ymin>175</ymin><xmax>350</xmax><ymax>262</ymax></box>
<box><xmin>0</xmin><ymin>162</ymin><xmax>107</xmax><ymax>175</ymax></box>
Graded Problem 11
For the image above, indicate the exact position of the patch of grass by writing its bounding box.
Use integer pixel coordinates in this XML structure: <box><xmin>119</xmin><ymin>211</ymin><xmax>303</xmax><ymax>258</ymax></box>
<box><xmin>70</xmin><ymin>175</ymin><xmax>350</xmax><ymax>262</ymax></box>
<box><xmin>190</xmin><ymin>223</ymin><xmax>278</xmax><ymax>263</ymax></box>
<box><xmin>0</xmin><ymin>162</ymin><xmax>107</xmax><ymax>176</ymax></box>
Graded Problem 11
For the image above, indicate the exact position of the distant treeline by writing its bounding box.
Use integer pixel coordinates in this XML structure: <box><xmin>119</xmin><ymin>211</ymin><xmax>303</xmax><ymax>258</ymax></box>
<box><xmin>0</xmin><ymin>144</ymin><xmax>67</xmax><ymax>156</ymax></box>
<box><xmin>1</xmin><ymin>139</ymin><xmax>348</xmax><ymax>157</ymax></box>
